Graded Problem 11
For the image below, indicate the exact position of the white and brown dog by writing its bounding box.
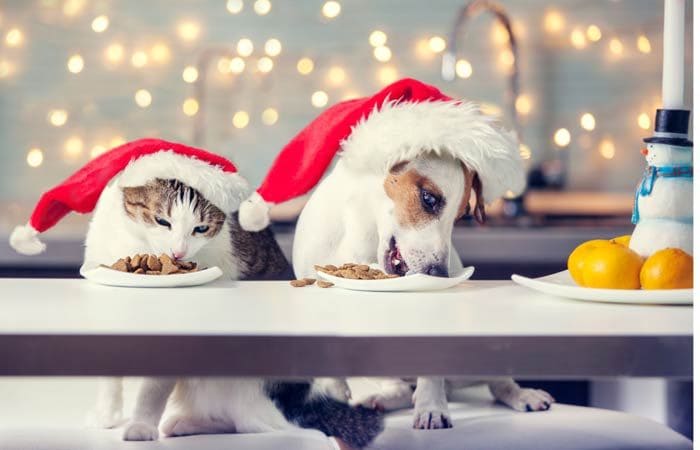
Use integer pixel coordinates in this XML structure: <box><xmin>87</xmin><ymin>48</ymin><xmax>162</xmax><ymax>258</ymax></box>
<box><xmin>239</xmin><ymin>79</ymin><xmax>554</xmax><ymax>430</ymax></box>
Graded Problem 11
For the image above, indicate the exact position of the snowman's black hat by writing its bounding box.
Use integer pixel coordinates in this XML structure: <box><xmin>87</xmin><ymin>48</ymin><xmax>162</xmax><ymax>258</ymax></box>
<box><xmin>643</xmin><ymin>109</ymin><xmax>693</xmax><ymax>147</ymax></box>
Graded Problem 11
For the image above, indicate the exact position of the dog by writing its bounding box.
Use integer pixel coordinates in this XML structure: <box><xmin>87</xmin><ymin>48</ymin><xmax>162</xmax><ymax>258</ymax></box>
<box><xmin>293</xmin><ymin>152</ymin><xmax>554</xmax><ymax>429</ymax></box>
<box><xmin>237</xmin><ymin>79</ymin><xmax>555</xmax><ymax>429</ymax></box>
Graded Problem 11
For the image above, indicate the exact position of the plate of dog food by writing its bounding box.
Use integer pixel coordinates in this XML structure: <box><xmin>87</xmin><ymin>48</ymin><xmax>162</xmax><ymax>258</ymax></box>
<box><xmin>298</xmin><ymin>263</ymin><xmax>475</xmax><ymax>292</ymax></box>
<box><xmin>511</xmin><ymin>270</ymin><xmax>692</xmax><ymax>304</ymax></box>
<box><xmin>80</xmin><ymin>253</ymin><xmax>223</xmax><ymax>288</ymax></box>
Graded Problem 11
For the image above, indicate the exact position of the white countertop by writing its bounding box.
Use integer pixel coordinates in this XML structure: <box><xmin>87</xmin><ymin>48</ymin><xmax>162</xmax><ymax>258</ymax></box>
<box><xmin>0</xmin><ymin>278</ymin><xmax>691</xmax><ymax>378</ymax></box>
<box><xmin>0</xmin><ymin>278</ymin><xmax>690</xmax><ymax>336</ymax></box>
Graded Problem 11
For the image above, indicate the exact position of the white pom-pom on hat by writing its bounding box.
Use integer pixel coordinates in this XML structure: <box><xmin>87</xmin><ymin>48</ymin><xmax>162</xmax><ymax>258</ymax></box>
<box><xmin>9</xmin><ymin>223</ymin><xmax>46</xmax><ymax>255</ymax></box>
<box><xmin>238</xmin><ymin>192</ymin><xmax>271</xmax><ymax>232</ymax></box>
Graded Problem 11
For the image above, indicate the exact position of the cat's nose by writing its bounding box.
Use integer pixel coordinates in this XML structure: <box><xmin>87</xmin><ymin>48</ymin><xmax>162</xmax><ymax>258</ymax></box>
<box><xmin>172</xmin><ymin>250</ymin><xmax>186</xmax><ymax>260</ymax></box>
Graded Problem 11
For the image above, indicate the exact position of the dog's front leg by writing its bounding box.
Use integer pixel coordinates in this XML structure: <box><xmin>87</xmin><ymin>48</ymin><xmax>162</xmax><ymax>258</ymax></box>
<box><xmin>412</xmin><ymin>377</ymin><xmax>452</xmax><ymax>429</ymax></box>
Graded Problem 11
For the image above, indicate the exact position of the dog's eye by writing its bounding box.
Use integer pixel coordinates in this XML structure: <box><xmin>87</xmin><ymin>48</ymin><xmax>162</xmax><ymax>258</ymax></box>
<box><xmin>420</xmin><ymin>189</ymin><xmax>442</xmax><ymax>214</ymax></box>
<box><xmin>193</xmin><ymin>225</ymin><xmax>209</xmax><ymax>234</ymax></box>
<box><xmin>155</xmin><ymin>216</ymin><xmax>171</xmax><ymax>229</ymax></box>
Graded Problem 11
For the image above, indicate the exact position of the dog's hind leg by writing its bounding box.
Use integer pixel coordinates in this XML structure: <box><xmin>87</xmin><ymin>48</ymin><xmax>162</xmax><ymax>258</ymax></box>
<box><xmin>355</xmin><ymin>378</ymin><xmax>413</xmax><ymax>411</ymax></box>
<box><xmin>312</xmin><ymin>378</ymin><xmax>352</xmax><ymax>402</ymax></box>
<box><xmin>412</xmin><ymin>377</ymin><xmax>452</xmax><ymax>429</ymax></box>
<box><xmin>488</xmin><ymin>378</ymin><xmax>554</xmax><ymax>412</ymax></box>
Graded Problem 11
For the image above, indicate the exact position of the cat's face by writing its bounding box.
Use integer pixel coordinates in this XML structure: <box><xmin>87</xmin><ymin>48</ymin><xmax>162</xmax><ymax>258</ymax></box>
<box><xmin>121</xmin><ymin>179</ymin><xmax>226</xmax><ymax>260</ymax></box>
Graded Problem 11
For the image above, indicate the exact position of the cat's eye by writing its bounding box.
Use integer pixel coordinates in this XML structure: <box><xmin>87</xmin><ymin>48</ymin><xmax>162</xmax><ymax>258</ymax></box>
<box><xmin>155</xmin><ymin>216</ymin><xmax>171</xmax><ymax>229</ymax></box>
<box><xmin>420</xmin><ymin>188</ymin><xmax>442</xmax><ymax>215</ymax></box>
<box><xmin>193</xmin><ymin>225</ymin><xmax>210</xmax><ymax>234</ymax></box>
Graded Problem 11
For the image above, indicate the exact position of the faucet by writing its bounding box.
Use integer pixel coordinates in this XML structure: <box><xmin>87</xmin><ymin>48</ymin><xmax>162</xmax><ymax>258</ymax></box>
<box><xmin>442</xmin><ymin>0</ymin><xmax>522</xmax><ymax>139</ymax></box>
<box><xmin>442</xmin><ymin>0</ymin><xmax>527</xmax><ymax>218</ymax></box>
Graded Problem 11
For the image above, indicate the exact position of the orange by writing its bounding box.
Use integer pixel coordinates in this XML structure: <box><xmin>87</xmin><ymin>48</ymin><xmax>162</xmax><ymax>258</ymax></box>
<box><xmin>581</xmin><ymin>243</ymin><xmax>644</xmax><ymax>289</ymax></box>
<box><xmin>610</xmin><ymin>235</ymin><xmax>631</xmax><ymax>247</ymax></box>
<box><xmin>568</xmin><ymin>239</ymin><xmax>611</xmax><ymax>286</ymax></box>
<box><xmin>640</xmin><ymin>248</ymin><xmax>693</xmax><ymax>290</ymax></box>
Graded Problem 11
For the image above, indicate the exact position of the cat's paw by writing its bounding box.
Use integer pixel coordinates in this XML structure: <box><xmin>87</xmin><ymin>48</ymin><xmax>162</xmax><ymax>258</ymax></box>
<box><xmin>122</xmin><ymin>421</ymin><xmax>159</xmax><ymax>441</ymax></box>
<box><xmin>500</xmin><ymin>388</ymin><xmax>554</xmax><ymax>412</ymax></box>
<box><xmin>161</xmin><ymin>416</ymin><xmax>200</xmax><ymax>437</ymax></box>
<box><xmin>84</xmin><ymin>407</ymin><xmax>124</xmax><ymax>429</ymax></box>
<box><xmin>413</xmin><ymin>408</ymin><xmax>453</xmax><ymax>429</ymax></box>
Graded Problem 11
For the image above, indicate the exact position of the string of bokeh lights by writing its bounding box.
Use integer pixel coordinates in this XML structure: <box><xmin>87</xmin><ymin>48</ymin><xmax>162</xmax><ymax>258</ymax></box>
<box><xmin>0</xmin><ymin>1</ymin><xmax>667</xmax><ymax>169</ymax></box>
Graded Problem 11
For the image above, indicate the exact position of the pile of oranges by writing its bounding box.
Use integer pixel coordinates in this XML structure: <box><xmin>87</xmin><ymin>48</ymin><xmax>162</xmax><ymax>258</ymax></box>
<box><xmin>568</xmin><ymin>236</ymin><xmax>693</xmax><ymax>290</ymax></box>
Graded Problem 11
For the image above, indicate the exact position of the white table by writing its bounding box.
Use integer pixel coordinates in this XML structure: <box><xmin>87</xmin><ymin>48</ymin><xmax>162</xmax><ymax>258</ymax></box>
<box><xmin>0</xmin><ymin>278</ymin><xmax>691</xmax><ymax>378</ymax></box>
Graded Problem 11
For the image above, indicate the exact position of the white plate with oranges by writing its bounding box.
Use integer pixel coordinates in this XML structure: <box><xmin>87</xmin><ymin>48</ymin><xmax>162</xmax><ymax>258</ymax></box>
<box><xmin>512</xmin><ymin>236</ymin><xmax>693</xmax><ymax>305</ymax></box>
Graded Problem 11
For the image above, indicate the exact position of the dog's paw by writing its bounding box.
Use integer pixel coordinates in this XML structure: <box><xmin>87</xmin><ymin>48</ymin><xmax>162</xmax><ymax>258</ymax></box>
<box><xmin>413</xmin><ymin>409</ymin><xmax>453</xmax><ymax>429</ymax></box>
<box><xmin>315</xmin><ymin>378</ymin><xmax>352</xmax><ymax>403</ymax></box>
<box><xmin>122</xmin><ymin>421</ymin><xmax>159</xmax><ymax>441</ymax></box>
<box><xmin>84</xmin><ymin>406</ymin><xmax>124</xmax><ymax>429</ymax></box>
<box><xmin>357</xmin><ymin>394</ymin><xmax>390</xmax><ymax>412</ymax></box>
<box><xmin>357</xmin><ymin>386</ymin><xmax>413</xmax><ymax>412</ymax></box>
<box><xmin>501</xmin><ymin>388</ymin><xmax>555</xmax><ymax>412</ymax></box>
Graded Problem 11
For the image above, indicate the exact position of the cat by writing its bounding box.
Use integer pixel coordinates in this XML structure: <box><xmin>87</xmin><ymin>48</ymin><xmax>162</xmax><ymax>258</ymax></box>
<box><xmin>85</xmin><ymin>178</ymin><xmax>381</xmax><ymax>448</ymax></box>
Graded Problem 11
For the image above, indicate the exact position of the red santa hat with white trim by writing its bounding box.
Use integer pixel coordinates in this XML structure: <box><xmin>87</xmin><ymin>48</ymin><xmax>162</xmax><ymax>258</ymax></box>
<box><xmin>10</xmin><ymin>138</ymin><xmax>249</xmax><ymax>255</ymax></box>
<box><xmin>238</xmin><ymin>78</ymin><xmax>525</xmax><ymax>231</ymax></box>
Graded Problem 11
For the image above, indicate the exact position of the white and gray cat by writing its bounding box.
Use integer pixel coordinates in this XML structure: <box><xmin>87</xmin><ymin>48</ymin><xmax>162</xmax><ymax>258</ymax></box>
<box><xmin>85</xmin><ymin>178</ymin><xmax>382</xmax><ymax>448</ymax></box>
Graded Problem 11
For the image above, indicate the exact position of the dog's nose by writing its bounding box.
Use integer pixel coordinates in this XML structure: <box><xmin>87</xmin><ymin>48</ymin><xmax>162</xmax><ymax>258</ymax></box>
<box><xmin>424</xmin><ymin>264</ymin><xmax>449</xmax><ymax>277</ymax></box>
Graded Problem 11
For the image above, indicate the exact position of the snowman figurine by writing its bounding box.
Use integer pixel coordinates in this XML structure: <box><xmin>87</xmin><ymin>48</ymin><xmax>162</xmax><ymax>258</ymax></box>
<box><xmin>629</xmin><ymin>109</ymin><xmax>693</xmax><ymax>257</ymax></box>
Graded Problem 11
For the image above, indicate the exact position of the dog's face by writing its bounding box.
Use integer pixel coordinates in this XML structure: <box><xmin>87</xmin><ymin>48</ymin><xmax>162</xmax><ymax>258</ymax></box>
<box><xmin>378</xmin><ymin>153</ymin><xmax>485</xmax><ymax>277</ymax></box>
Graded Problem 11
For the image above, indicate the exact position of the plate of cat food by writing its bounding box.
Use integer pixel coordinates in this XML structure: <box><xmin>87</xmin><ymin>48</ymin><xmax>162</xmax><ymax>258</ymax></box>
<box><xmin>511</xmin><ymin>270</ymin><xmax>692</xmax><ymax>305</ymax></box>
<box><xmin>80</xmin><ymin>253</ymin><xmax>223</xmax><ymax>288</ymax></box>
<box><xmin>291</xmin><ymin>263</ymin><xmax>475</xmax><ymax>292</ymax></box>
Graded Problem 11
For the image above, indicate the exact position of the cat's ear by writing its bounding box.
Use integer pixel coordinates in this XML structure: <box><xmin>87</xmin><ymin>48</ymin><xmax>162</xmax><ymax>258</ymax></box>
<box><xmin>122</xmin><ymin>186</ymin><xmax>146</xmax><ymax>204</ymax></box>
<box><xmin>121</xmin><ymin>186</ymin><xmax>153</xmax><ymax>222</ymax></box>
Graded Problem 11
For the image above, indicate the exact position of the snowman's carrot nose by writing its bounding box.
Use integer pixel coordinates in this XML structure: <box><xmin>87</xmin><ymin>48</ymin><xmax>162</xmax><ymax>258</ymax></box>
<box><xmin>640</xmin><ymin>148</ymin><xmax>649</xmax><ymax>155</ymax></box>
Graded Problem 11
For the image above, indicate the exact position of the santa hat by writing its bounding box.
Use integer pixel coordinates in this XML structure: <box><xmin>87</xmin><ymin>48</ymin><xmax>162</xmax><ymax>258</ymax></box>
<box><xmin>10</xmin><ymin>138</ymin><xmax>249</xmax><ymax>255</ymax></box>
<box><xmin>238</xmin><ymin>78</ymin><xmax>525</xmax><ymax>231</ymax></box>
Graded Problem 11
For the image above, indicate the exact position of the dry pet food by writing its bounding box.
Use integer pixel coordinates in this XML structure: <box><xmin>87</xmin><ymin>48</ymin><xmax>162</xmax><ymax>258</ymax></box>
<box><xmin>290</xmin><ymin>278</ymin><xmax>317</xmax><ymax>287</ymax></box>
<box><xmin>106</xmin><ymin>254</ymin><xmax>200</xmax><ymax>275</ymax></box>
<box><xmin>314</xmin><ymin>263</ymin><xmax>400</xmax><ymax>280</ymax></box>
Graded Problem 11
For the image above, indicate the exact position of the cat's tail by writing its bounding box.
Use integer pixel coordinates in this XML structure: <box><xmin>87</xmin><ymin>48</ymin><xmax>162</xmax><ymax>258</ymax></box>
<box><xmin>267</xmin><ymin>383</ymin><xmax>383</xmax><ymax>449</ymax></box>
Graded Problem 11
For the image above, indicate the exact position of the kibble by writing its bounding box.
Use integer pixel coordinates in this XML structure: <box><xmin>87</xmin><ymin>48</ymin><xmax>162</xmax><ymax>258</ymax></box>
<box><xmin>106</xmin><ymin>253</ymin><xmax>200</xmax><ymax>275</ymax></box>
<box><xmin>315</xmin><ymin>263</ymin><xmax>399</xmax><ymax>280</ymax></box>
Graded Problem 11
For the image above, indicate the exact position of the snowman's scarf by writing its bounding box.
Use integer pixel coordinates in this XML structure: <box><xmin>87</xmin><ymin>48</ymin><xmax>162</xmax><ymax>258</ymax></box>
<box><xmin>632</xmin><ymin>165</ymin><xmax>693</xmax><ymax>224</ymax></box>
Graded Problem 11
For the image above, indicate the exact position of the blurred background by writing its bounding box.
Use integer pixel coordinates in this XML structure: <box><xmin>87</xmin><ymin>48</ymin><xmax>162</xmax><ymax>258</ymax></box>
<box><xmin>0</xmin><ymin>0</ymin><xmax>692</xmax><ymax>438</ymax></box>
<box><xmin>0</xmin><ymin>0</ymin><xmax>693</xmax><ymax>278</ymax></box>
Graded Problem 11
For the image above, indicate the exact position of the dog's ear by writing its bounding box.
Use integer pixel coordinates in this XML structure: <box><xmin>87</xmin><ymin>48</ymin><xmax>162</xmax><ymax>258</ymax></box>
<box><xmin>457</xmin><ymin>165</ymin><xmax>486</xmax><ymax>224</ymax></box>
<box><xmin>472</xmin><ymin>173</ymin><xmax>486</xmax><ymax>224</ymax></box>
<box><xmin>389</xmin><ymin>161</ymin><xmax>409</xmax><ymax>174</ymax></box>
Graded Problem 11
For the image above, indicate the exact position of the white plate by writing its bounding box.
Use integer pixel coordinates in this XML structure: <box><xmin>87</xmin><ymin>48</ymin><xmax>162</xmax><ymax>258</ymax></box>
<box><xmin>80</xmin><ymin>264</ymin><xmax>223</xmax><ymax>288</ymax></box>
<box><xmin>511</xmin><ymin>270</ymin><xmax>692</xmax><ymax>305</ymax></box>
<box><xmin>316</xmin><ymin>266</ymin><xmax>475</xmax><ymax>292</ymax></box>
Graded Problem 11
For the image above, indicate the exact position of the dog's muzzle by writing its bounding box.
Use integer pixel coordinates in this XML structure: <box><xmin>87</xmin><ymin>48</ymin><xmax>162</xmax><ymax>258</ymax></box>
<box><xmin>422</xmin><ymin>264</ymin><xmax>448</xmax><ymax>277</ymax></box>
